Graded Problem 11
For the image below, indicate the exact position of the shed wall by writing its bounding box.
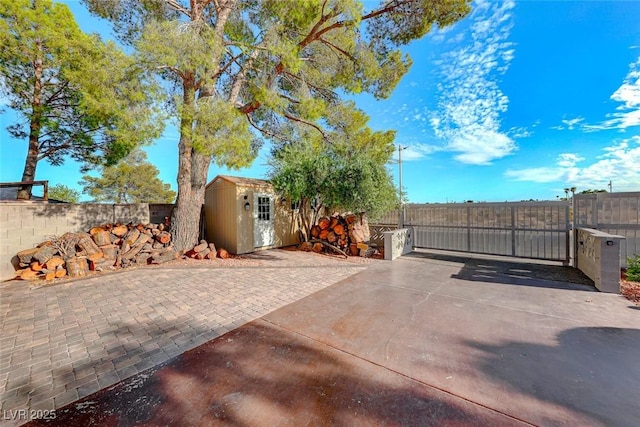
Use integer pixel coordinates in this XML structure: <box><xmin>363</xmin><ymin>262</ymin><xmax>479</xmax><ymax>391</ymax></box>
<box><xmin>204</xmin><ymin>179</ymin><xmax>238</xmax><ymax>253</ymax></box>
<box><xmin>204</xmin><ymin>177</ymin><xmax>301</xmax><ymax>255</ymax></box>
<box><xmin>275</xmin><ymin>198</ymin><xmax>301</xmax><ymax>248</ymax></box>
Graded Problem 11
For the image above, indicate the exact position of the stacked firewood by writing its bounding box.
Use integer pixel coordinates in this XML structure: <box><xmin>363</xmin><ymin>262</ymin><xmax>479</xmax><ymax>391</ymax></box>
<box><xmin>14</xmin><ymin>222</ymin><xmax>178</xmax><ymax>281</ymax></box>
<box><xmin>302</xmin><ymin>213</ymin><xmax>372</xmax><ymax>257</ymax></box>
<box><xmin>184</xmin><ymin>240</ymin><xmax>229</xmax><ymax>260</ymax></box>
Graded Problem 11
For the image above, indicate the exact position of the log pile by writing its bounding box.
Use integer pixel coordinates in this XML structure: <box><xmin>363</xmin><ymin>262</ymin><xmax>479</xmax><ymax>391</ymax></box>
<box><xmin>184</xmin><ymin>240</ymin><xmax>229</xmax><ymax>260</ymax></box>
<box><xmin>14</xmin><ymin>222</ymin><xmax>178</xmax><ymax>281</ymax></box>
<box><xmin>301</xmin><ymin>213</ymin><xmax>373</xmax><ymax>257</ymax></box>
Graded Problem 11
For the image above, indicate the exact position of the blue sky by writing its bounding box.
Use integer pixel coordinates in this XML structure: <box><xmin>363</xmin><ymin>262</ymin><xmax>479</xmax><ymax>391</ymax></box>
<box><xmin>1</xmin><ymin>0</ymin><xmax>639</xmax><ymax>202</ymax></box>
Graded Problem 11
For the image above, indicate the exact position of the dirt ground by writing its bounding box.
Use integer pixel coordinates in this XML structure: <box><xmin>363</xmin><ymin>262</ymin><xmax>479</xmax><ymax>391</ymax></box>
<box><xmin>11</xmin><ymin>245</ymin><xmax>381</xmax><ymax>290</ymax></box>
<box><xmin>621</xmin><ymin>269</ymin><xmax>640</xmax><ymax>305</ymax></box>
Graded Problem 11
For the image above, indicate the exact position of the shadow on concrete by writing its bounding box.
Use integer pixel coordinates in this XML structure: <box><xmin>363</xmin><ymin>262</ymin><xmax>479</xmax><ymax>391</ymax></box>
<box><xmin>29</xmin><ymin>320</ymin><xmax>519</xmax><ymax>426</ymax></box>
<box><xmin>464</xmin><ymin>327</ymin><xmax>640</xmax><ymax>426</ymax></box>
<box><xmin>405</xmin><ymin>250</ymin><xmax>595</xmax><ymax>290</ymax></box>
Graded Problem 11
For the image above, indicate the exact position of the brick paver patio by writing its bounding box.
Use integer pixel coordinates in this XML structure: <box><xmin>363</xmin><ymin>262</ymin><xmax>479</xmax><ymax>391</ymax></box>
<box><xmin>0</xmin><ymin>250</ymin><xmax>369</xmax><ymax>425</ymax></box>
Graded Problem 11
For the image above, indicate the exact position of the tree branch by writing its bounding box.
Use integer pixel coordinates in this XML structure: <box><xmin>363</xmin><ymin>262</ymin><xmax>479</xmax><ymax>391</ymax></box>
<box><xmin>157</xmin><ymin>64</ymin><xmax>186</xmax><ymax>80</ymax></box>
<box><xmin>283</xmin><ymin>112</ymin><xmax>328</xmax><ymax>140</ymax></box>
<box><xmin>245</xmin><ymin>114</ymin><xmax>289</xmax><ymax>142</ymax></box>
<box><xmin>278</xmin><ymin>93</ymin><xmax>301</xmax><ymax>104</ymax></box>
<box><xmin>228</xmin><ymin>45</ymin><xmax>262</xmax><ymax>105</ymax></box>
<box><xmin>310</xmin><ymin>239</ymin><xmax>348</xmax><ymax>258</ymax></box>
<box><xmin>165</xmin><ymin>0</ymin><xmax>191</xmax><ymax>16</ymax></box>
<box><xmin>318</xmin><ymin>37</ymin><xmax>357</xmax><ymax>62</ymax></box>
<box><xmin>236</xmin><ymin>0</ymin><xmax>404</xmax><ymax>120</ymax></box>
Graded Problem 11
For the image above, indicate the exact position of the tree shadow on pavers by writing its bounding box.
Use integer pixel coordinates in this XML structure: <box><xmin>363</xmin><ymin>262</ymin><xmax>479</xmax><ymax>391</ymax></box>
<box><xmin>464</xmin><ymin>327</ymin><xmax>640</xmax><ymax>426</ymax></box>
<box><xmin>405</xmin><ymin>251</ymin><xmax>595</xmax><ymax>290</ymax></box>
<box><xmin>29</xmin><ymin>320</ymin><xmax>518</xmax><ymax>426</ymax></box>
<box><xmin>240</xmin><ymin>250</ymin><xmax>285</xmax><ymax>262</ymax></box>
<box><xmin>3</xmin><ymin>314</ymin><xmax>226</xmax><ymax>420</ymax></box>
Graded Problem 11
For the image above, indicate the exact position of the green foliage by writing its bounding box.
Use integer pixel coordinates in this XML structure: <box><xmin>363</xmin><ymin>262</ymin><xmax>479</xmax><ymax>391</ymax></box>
<box><xmin>270</xmin><ymin>105</ymin><xmax>399</xmax><ymax>240</ymax></box>
<box><xmin>49</xmin><ymin>184</ymin><xmax>80</xmax><ymax>203</ymax></box>
<box><xmin>81</xmin><ymin>0</ymin><xmax>470</xmax><ymax>249</ymax></box>
<box><xmin>0</xmin><ymin>0</ymin><xmax>163</xmax><ymax>180</ymax></box>
<box><xmin>80</xmin><ymin>149</ymin><xmax>176</xmax><ymax>203</ymax></box>
<box><xmin>580</xmin><ymin>189</ymin><xmax>608</xmax><ymax>194</ymax></box>
<box><xmin>627</xmin><ymin>255</ymin><xmax>640</xmax><ymax>282</ymax></box>
<box><xmin>186</xmin><ymin>97</ymin><xmax>258</xmax><ymax>169</ymax></box>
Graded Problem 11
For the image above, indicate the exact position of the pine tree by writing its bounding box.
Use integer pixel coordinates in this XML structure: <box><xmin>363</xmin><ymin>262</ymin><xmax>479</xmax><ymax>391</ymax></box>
<box><xmin>82</xmin><ymin>0</ymin><xmax>471</xmax><ymax>250</ymax></box>
<box><xmin>0</xmin><ymin>0</ymin><xmax>163</xmax><ymax>199</ymax></box>
<box><xmin>80</xmin><ymin>149</ymin><xmax>176</xmax><ymax>204</ymax></box>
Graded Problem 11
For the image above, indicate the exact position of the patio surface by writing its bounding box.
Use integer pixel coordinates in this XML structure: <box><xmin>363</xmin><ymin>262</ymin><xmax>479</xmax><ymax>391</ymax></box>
<box><xmin>3</xmin><ymin>249</ymin><xmax>640</xmax><ymax>426</ymax></box>
<box><xmin>0</xmin><ymin>249</ymin><xmax>368</xmax><ymax>426</ymax></box>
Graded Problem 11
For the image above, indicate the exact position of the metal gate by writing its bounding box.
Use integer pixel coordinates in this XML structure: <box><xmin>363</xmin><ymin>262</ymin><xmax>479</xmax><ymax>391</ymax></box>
<box><xmin>401</xmin><ymin>201</ymin><xmax>570</xmax><ymax>262</ymax></box>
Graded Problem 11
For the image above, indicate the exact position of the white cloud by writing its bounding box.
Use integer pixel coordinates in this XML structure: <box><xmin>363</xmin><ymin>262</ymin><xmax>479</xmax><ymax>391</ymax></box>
<box><xmin>557</xmin><ymin>153</ymin><xmax>584</xmax><ymax>168</ymax></box>
<box><xmin>586</xmin><ymin>57</ymin><xmax>640</xmax><ymax>131</ymax></box>
<box><xmin>509</xmin><ymin>126</ymin><xmax>533</xmax><ymax>138</ymax></box>
<box><xmin>550</xmin><ymin>116</ymin><xmax>585</xmax><ymax>131</ymax></box>
<box><xmin>429</xmin><ymin>18</ymin><xmax>458</xmax><ymax>43</ymax></box>
<box><xmin>392</xmin><ymin>143</ymin><xmax>442</xmax><ymax>162</ymax></box>
<box><xmin>429</xmin><ymin>0</ymin><xmax>517</xmax><ymax>165</ymax></box>
<box><xmin>564</xmin><ymin>117</ymin><xmax>583</xmax><ymax>130</ymax></box>
<box><xmin>505</xmin><ymin>136</ymin><xmax>640</xmax><ymax>191</ymax></box>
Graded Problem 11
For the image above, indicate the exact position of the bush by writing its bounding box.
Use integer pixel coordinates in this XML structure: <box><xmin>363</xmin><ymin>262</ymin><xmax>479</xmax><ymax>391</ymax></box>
<box><xmin>627</xmin><ymin>254</ymin><xmax>640</xmax><ymax>282</ymax></box>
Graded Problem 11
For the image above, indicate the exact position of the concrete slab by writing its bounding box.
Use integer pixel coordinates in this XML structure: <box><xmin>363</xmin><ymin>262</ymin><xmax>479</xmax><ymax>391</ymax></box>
<box><xmin>27</xmin><ymin>320</ymin><xmax>526</xmax><ymax>426</ymax></box>
<box><xmin>263</xmin><ymin>254</ymin><xmax>640</xmax><ymax>426</ymax></box>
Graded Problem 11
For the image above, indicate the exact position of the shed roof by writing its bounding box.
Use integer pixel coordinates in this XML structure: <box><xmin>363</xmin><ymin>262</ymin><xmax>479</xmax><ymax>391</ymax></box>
<box><xmin>206</xmin><ymin>175</ymin><xmax>272</xmax><ymax>189</ymax></box>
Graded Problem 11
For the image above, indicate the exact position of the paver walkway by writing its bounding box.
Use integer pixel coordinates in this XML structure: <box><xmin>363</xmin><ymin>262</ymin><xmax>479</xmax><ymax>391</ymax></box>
<box><xmin>0</xmin><ymin>250</ymin><xmax>369</xmax><ymax>426</ymax></box>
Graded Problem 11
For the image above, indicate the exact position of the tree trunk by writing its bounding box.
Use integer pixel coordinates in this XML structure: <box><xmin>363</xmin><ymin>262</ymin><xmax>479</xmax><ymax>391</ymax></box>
<box><xmin>151</xmin><ymin>250</ymin><xmax>178</xmax><ymax>264</ymax></box>
<box><xmin>170</xmin><ymin>94</ymin><xmax>211</xmax><ymax>251</ymax></box>
<box><xmin>171</xmin><ymin>79</ymin><xmax>197</xmax><ymax>251</ymax></box>
<box><xmin>18</xmin><ymin>39</ymin><xmax>44</xmax><ymax>200</ymax></box>
<box><xmin>66</xmin><ymin>257</ymin><xmax>88</xmax><ymax>278</ymax></box>
<box><xmin>17</xmin><ymin>248</ymin><xmax>38</xmax><ymax>265</ymax></box>
<box><xmin>92</xmin><ymin>230</ymin><xmax>111</xmax><ymax>246</ymax></box>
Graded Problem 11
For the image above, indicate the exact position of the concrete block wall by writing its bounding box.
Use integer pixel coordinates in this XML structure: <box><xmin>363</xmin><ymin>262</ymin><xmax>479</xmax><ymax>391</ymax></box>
<box><xmin>0</xmin><ymin>203</ymin><xmax>150</xmax><ymax>281</ymax></box>
<box><xmin>384</xmin><ymin>228</ymin><xmax>413</xmax><ymax>261</ymax></box>
<box><xmin>575</xmin><ymin>227</ymin><xmax>625</xmax><ymax>293</ymax></box>
<box><xmin>149</xmin><ymin>204</ymin><xmax>174</xmax><ymax>224</ymax></box>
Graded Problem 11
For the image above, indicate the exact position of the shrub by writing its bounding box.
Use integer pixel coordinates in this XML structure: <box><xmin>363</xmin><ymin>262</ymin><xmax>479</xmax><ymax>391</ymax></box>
<box><xmin>627</xmin><ymin>254</ymin><xmax>640</xmax><ymax>282</ymax></box>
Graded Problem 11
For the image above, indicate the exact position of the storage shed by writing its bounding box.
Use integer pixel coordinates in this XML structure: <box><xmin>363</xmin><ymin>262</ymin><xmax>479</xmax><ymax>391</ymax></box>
<box><xmin>204</xmin><ymin>175</ymin><xmax>300</xmax><ymax>254</ymax></box>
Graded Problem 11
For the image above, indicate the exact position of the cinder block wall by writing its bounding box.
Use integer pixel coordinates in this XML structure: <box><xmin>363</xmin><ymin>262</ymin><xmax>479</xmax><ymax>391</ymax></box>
<box><xmin>575</xmin><ymin>227</ymin><xmax>625</xmax><ymax>293</ymax></box>
<box><xmin>0</xmin><ymin>203</ymin><xmax>150</xmax><ymax>281</ymax></box>
<box><xmin>149</xmin><ymin>204</ymin><xmax>174</xmax><ymax>224</ymax></box>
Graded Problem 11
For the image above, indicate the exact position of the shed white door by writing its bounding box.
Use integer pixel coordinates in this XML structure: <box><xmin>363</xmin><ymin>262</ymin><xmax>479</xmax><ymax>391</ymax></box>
<box><xmin>254</xmin><ymin>194</ymin><xmax>275</xmax><ymax>248</ymax></box>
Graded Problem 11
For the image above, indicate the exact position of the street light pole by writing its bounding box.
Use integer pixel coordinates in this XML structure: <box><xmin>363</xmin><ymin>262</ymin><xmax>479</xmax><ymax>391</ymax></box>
<box><xmin>398</xmin><ymin>145</ymin><xmax>408</xmax><ymax>228</ymax></box>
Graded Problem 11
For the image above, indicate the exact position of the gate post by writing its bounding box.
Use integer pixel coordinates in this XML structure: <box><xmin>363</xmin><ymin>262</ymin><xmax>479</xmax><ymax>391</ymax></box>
<box><xmin>511</xmin><ymin>207</ymin><xmax>516</xmax><ymax>257</ymax></box>
<box><xmin>566</xmin><ymin>203</ymin><xmax>572</xmax><ymax>266</ymax></box>
<box><xmin>466</xmin><ymin>206</ymin><xmax>471</xmax><ymax>252</ymax></box>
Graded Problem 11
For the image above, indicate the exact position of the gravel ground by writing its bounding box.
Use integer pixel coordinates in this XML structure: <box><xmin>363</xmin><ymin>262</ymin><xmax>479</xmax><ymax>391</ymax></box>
<box><xmin>8</xmin><ymin>246</ymin><xmax>382</xmax><ymax>289</ymax></box>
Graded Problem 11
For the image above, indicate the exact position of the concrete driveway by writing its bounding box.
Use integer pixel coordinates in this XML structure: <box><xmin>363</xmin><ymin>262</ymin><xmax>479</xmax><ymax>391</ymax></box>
<box><xmin>19</xmin><ymin>250</ymin><xmax>640</xmax><ymax>426</ymax></box>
